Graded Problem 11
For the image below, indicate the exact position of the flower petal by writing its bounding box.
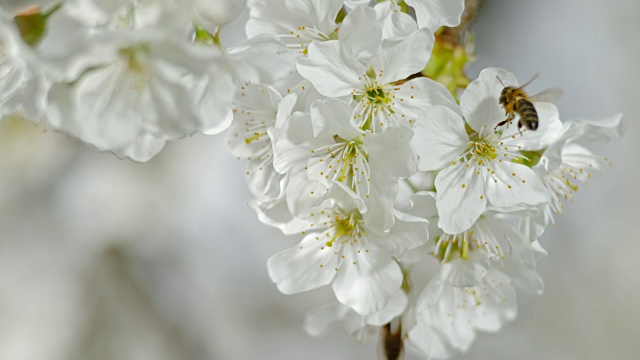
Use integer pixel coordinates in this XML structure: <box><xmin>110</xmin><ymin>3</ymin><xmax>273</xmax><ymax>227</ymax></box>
<box><xmin>374</xmin><ymin>1</ymin><xmax>419</xmax><ymax>40</ymax></box>
<box><xmin>251</xmin><ymin>196</ymin><xmax>311</xmax><ymax>235</ymax></box>
<box><xmin>435</xmin><ymin>163</ymin><xmax>487</xmax><ymax>234</ymax></box>
<box><xmin>485</xmin><ymin>161</ymin><xmax>550</xmax><ymax>209</ymax></box>
<box><xmin>395</xmin><ymin>77</ymin><xmax>461</xmax><ymax>120</ymax></box>
<box><xmin>297</xmin><ymin>40</ymin><xmax>366</xmax><ymax>98</ymax></box>
<box><xmin>332</xmin><ymin>246</ymin><xmax>403</xmax><ymax>315</ymax></box>
<box><xmin>366</xmin><ymin>125</ymin><xmax>417</xmax><ymax>178</ymax></box>
<box><xmin>412</xmin><ymin>106</ymin><xmax>469</xmax><ymax>171</ymax></box>
<box><xmin>373</xmin><ymin>209</ymin><xmax>429</xmax><ymax>258</ymax></box>
<box><xmin>267</xmin><ymin>233</ymin><xmax>340</xmax><ymax>294</ymax></box>
<box><xmin>372</xmin><ymin>28</ymin><xmax>434</xmax><ymax>84</ymax></box>
<box><xmin>360</xmin><ymin>178</ymin><xmax>398</xmax><ymax>236</ymax></box>
<box><xmin>303</xmin><ymin>302</ymin><xmax>351</xmax><ymax>336</ymax></box>
<box><xmin>310</xmin><ymin>98</ymin><xmax>362</xmax><ymax>139</ymax></box>
<box><xmin>405</xmin><ymin>0</ymin><xmax>465</xmax><ymax>30</ymax></box>
<box><xmin>445</xmin><ymin>251</ymin><xmax>491</xmax><ymax>288</ymax></box>
<box><xmin>339</xmin><ymin>6</ymin><xmax>382</xmax><ymax>60</ymax></box>
<box><xmin>366</xmin><ymin>291</ymin><xmax>409</xmax><ymax>326</ymax></box>
<box><xmin>284</xmin><ymin>0</ymin><xmax>342</xmax><ymax>35</ymax></box>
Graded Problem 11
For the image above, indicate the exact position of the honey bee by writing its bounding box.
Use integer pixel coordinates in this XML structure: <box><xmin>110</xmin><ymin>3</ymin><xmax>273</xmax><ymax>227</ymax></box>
<box><xmin>495</xmin><ymin>75</ymin><xmax>563</xmax><ymax>133</ymax></box>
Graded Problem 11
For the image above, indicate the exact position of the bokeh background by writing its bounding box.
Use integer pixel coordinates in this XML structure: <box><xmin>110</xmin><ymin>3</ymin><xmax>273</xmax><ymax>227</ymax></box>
<box><xmin>0</xmin><ymin>0</ymin><xmax>638</xmax><ymax>359</ymax></box>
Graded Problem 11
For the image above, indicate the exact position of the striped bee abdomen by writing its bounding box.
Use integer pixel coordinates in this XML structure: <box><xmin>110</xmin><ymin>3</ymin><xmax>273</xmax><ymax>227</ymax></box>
<box><xmin>515</xmin><ymin>98</ymin><xmax>539</xmax><ymax>130</ymax></box>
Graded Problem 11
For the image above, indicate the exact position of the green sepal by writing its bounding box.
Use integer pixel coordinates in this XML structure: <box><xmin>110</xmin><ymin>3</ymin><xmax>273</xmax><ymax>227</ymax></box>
<box><xmin>422</xmin><ymin>32</ymin><xmax>475</xmax><ymax>101</ymax></box>
<box><xmin>13</xmin><ymin>3</ymin><xmax>62</xmax><ymax>47</ymax></box>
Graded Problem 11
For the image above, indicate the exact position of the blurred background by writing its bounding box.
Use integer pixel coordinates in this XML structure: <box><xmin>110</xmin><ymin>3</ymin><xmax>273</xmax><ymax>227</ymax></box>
<box><xmin>0</xmin><ymin>0</ymin><xmax>638</xmax><ymax>359</ymax></box>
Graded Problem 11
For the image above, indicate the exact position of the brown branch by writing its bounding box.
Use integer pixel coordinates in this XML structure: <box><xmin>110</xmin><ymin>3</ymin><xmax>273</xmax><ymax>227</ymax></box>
<box><xmin>378</xmin><ymin>323</ymin><xmax>404</xmax><ymax>360</ymax></box>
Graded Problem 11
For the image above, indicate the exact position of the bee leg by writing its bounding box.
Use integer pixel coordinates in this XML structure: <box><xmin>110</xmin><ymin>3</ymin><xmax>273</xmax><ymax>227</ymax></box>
<box><xmin>518</xmin><ymin>121</ymin><xmax>523</xmax><ymax>136</ymax></box>
<box><xmin>494</xmin><ymin>120</ymin><xmax>507</xmax><ymax>130</ymax></box>
<box><xmin>494</xmin><ymin>114</ymin><xmax>514</xmax><ymax>131</ymax></box>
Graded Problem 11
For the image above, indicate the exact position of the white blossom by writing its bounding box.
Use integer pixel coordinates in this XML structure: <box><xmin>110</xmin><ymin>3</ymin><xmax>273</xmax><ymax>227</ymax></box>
<box><xmin>271</xmin><ymin>98</ymin><xmax>417</xmax><ymax>234</ymax></box>
<box><xmin>412</xmin><ymin>68</ymin><xmax>556</xmax><ymax>234</ymax></box>
<box><xmin>46</xmin><ymin>26</ymin><xmax>234</xmax><ymax>161</ymax></box>
<box><xmin>297</xmin><ymin>25</ymin><xmax>455</xmax><ymax>133</ymax></box>
<box><xmin>227</xmin><ymin>82</ymin><xmax>296</xmax><ymax>203</ymax></box>
<box><xmin>303</xmin><ymin>291</ymin><xmax>408</xmax><ymax>343</ymax></box>
<box><xmin>247</xmin><ymin>0</ymin><xmax>344</xmax><ymax>54</ymax></box>
<box><xmin>408</xmin><ymin>265</ymin><xmax>518</xmax><ymax>359</ymax></box>
<box><xmin>372</xmin><ymin>0</ymin><xmax>465</xmax><ymax>32</ymax></box>
<box><xmin>522</xmin><ymin>113</ymin><xmax>624</xmax><ymax>237</ymax></box>
<box><xmin>267</xmin><ymin>200</ymin><xmax>428</xmax><ymax>315</ymax></box>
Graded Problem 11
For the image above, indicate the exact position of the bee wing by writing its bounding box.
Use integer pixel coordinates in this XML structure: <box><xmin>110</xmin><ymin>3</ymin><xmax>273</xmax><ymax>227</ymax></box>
<box><xmin>529</xmin><ymin>87</ymin><xmax>564</xmax><ymax>103</ymax></box>
<box><xmin>517</xmin><ymin>74</ymin><xmax>539</xmax><ymax>89</ymax></box>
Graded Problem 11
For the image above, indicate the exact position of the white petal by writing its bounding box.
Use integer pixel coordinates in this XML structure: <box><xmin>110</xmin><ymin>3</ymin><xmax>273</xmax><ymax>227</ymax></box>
<box><xmin>405</xmin><ymin>192</ymin><xmax>442</xmax><ymax>242</ymax></box>
<box><xmin>385</xmin><ymin>11</ymin><xmax>419</xmax><ymax>39</ymax></box>
<box><xmin>562</xmin><ymin>143</ymin><xmax>603</xmax><ymax>182</ymax></box>
<box><xmin>466</xmin><ymin>268</ymin><xmax>518</xmax><ymax>332</ymax></box>
<box><xmin>224</xmin><ymin>35</ymin><xmax>290</xmax><ymax>84</ymax></box>
<box><xmin>411</xmin><ymin>270</ymin><xmax>477</xmax><ymax>357</ymax></box>
<box><xmin>366</xmin><ymin>125</ymin><xmax>417</xmax><ymax>178</ymax></box>
<box><xmin>275</xmin><ymin>93</ymin><xmax>298</xmax><ymax>128</ymax></box>
<box><xmin>445</xmin><ymin>251</ymin><xmax>491</xmax><ymax>288</ymax></box>
<box><xmin>284</xmin><ymin>165</ymin><xmax>333</xmax><ymax>215</ymax></box>
<box><xmin>408</xmin><ymin>313</ymin><xmax>460</xmax><ymax>360</ymax></box>
<box><xmin>372</xmin><ymin>28</ymin><xmax>434</xmax><ymax>84</ymax></box>
<box><xmin>284</xmin><ymin>0</ymin><xmax>342</xmax><ymax>35</ymax></box>
<box><xmin>360</xmin><ymin>179</ymin><xmax>398</xmax><ymax>236</ymax></box>
<box><xmin>339</xmin><ymin>6</ymin><xmax>382</xmax><ymax>60</ymax></box>
<box><xmin>412</xmin><ymin>106</ymin><xmax>469</xmax><ymax>171</ymax></box>
<box><xmin>485</xmin><ymin>161</ymin><xmax>550</xmax><ymax>209</ymax></box>
<box><xmin>435</xmin><ymin>163</ymin><xmax>487</xmax><ymax>234</ymax></box>
<box><xmin>374</xmin><ymin>1</ymin><xmax>419</xmax><ymax>40</ymax></box>
<box><xmin>267</xmin><ymin>233</ymin><xmax>340</xmax><ymax>294</ymax></box>
<box><xmin>193</xmin><ymin>0</ymin><xmax>246</xmax><ymax>28</ymax></box>
<box><xmin>460</xmin><ymin>67</ymin><xmax>518</xmax><ymax>132</ymax></box>
<box><xmin>246</xmin><ymin>0</ymin><xmax>298</xmax><ymax>39</ymax></box>
<box><xmin>405</xmin><ymin>0</ymin><xmax>465</xmax><ymax>30</ymax></box>
<box><xmin>270</xmin><ymin>112</ymin><xmax>317</xmax><ymax>174</ymax></box>
<box><xmin>366</xmin><ymin>291</ymin><xmax>409</xmax><ymax>326</ymax></box>
<box><xmin>246</xmin><ymin>160</ymin><xmax>283</xmax><ymax>202</ymax></box>
<box><xmin>564</xmin><ymin>112</ymin><xmax>625</xmax><ymax>142</ymax></box>
<box><xmin>251</xmin><ymin>195</ymin><xmax>311</xmax><ymax>235</ymax></box>
<box><xmin>310</xmin><ymin>98</ymin><xmax>362</xmax><ymax>139</ymax></box>
<box><xmin>304</xmin><ymin>302</ymin><xmax>351</xmax><ymax>336</ymax></box>
<box><xmin>297</xmin><ymin>41</ymin><xmax>366</xmax><ymax>98</ymax></box>
<box><xmin>344</xmin><ymin>0</ymin><xmax>371</xmax><ymax>8</ymax></box>
<box><xmin>542</xmin><ymin>113</ymin><xmax>625</xmax><ymax>168</ymax></box>
<box><xmin>395</xmin><ymin>77</ymin><xmax>460</xmax><ymax>120</ymax></box>
<box><xmin>332</xmin><ymin>247</ymin><xmax>403</xmax><ymax>315</ymax></box>
<box><xmin>374</xmin><ymin>209</ymin><xmax>429</xmax><ymax>258</ymax></box>
<box><xmin>226</xmin><ymin>82</ymin><xmax>280</xmax><ymax>158</ymax></box>
<box><xmin>517</xmin><ymin>207</ymin><xmax>548</xmax><ymax>241</ymax></box>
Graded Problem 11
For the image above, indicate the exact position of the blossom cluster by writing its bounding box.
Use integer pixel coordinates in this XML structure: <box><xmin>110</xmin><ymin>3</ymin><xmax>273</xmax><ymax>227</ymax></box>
<box><xmin>0</xmin><ymin>0</ymin><xmax>624</xmax><ymax>358</ymax></box>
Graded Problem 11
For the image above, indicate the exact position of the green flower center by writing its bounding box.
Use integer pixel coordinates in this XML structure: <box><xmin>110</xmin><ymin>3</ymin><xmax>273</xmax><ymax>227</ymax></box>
<box><xmin>366</xmin><ymin>85</ymin><xmax>390</xmax><ymax>105</ymax></box>
<box><xmin>325</xmin><ymin>211</ymin><xmax>366</xmax><ymax>248</ymax></box>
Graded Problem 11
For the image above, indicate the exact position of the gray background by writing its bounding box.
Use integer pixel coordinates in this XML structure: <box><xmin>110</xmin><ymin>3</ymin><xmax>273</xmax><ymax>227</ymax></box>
<box><xmin>0</xmin><ymin>0</ymin><xmax>638</xmax><ymax>359</ymax></box>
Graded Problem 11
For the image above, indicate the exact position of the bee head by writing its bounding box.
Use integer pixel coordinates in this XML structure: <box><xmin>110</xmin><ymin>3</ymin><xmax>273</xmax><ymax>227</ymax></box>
<box><xmin>499</xmin><ymin>87</ymin><xmax>513</xmax><ymax>106</ymax></box>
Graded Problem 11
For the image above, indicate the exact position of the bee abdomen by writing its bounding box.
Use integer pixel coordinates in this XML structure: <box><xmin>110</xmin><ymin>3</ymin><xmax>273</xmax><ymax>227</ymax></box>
<box><xmin>516</xmin><ymin>99</ymin><xmax>538</xmax><ymax>121</ymax></box>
